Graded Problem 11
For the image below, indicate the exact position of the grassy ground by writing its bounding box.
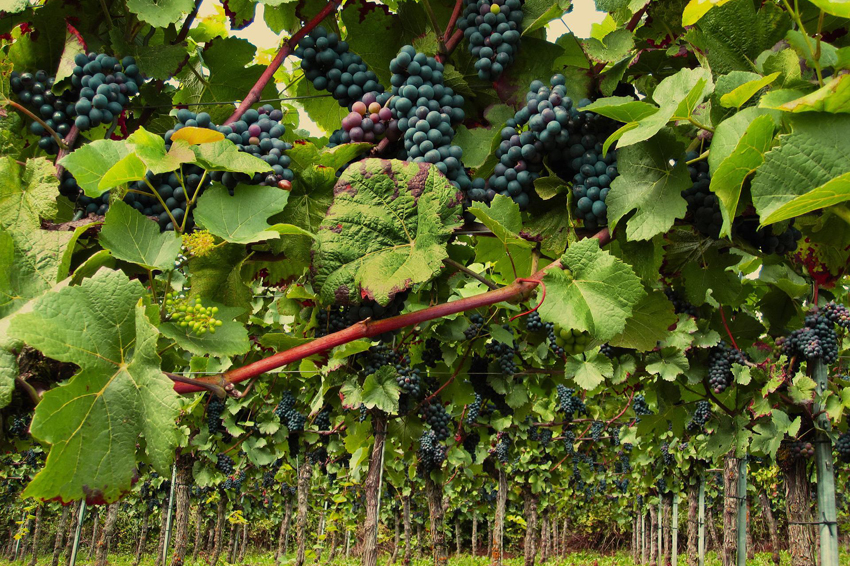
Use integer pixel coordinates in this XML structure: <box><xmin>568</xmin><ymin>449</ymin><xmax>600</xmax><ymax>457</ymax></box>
<box><xmin>4</xmin><ymin>549</ymin><xmax>850</xmax><ymax>566</ymax></box>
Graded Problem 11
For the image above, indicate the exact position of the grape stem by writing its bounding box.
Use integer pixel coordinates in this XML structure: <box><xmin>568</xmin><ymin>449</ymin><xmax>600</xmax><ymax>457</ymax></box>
<box><xmin>438</xmin><ymin>30</ymin><xmax>464</xmax><ymax>63</ymax></box>
<box><xmin>9</xmin><ymin>101</ymin><xmax>69</xmax><ymax>151</ymax></box>
<box><xmin>54</xmin><ymin>125</ymin><xmax>80</xmax><ymax>178</ymax></box>
<box><xmin>15</xmin><ymin>376</ymin><xmax>41</xmax><ymax>406</ymax></box>
<box><xmin>444</xmin><ymin>258</ymin><xmax>498</xmax><ymax>290</ymax></box>
<box><xmin>443</xmin><ymin>0</ymin><xmax>465</xmax><ymax>45</ymax></box>
<box><xmin>420</xmin><ymin>0</ymin><xmax>445</xmax><ymax>51</ymax></box>
<box><xmin>700</xmin><ymin>376</ymin><xmax>737</xmax><ymax>417</ymax></box>
<box><xmin>170</xmin><ymin>227</ymin><xmax>612</xmax><ymax>394</ymax></box>
<box><xmin>224</xmin><ymin>0</ymin><xmax>344</xmax><ymax>125</ymax></box>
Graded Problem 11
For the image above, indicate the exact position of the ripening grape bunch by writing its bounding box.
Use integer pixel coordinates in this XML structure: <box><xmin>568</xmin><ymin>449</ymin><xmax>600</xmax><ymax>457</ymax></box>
<box><xmin>780</xmin><ymin>305</ymin><xmax>840</xmax><ymax>365</ymax></box>
<box><xmin>8</xmin><ymin>415</ymin><xmax>30</xmax><ymax>437</ymax></box>
<box><xmin>336</xmin><ymin>92</ymin><xmax>400</xmax><ymax>144</ymax></box>
<box><xmin>788</xmin><ymin>439</ymin><xmax>815</xmax><ymax>460</ymax></box>
<box><xmin>486</xmin><ymin>334</ymin><xmax>518</xmax><ymax>375</ymax></box>
<box><xmin>707</xmin><ymin>341</ymin><xmax>748</xmax><ymax>393</ymax></box>
<box><xmin>551</xmin><ymin>326</ymin><xmax>589</xmax><ymax>356</ymax></box>
<box><xmin>466</xmin><ymin>393</ymin><xmax>483</xmax><ymax>425</ymax></box>
<box><xmin>458</xmin><ymin>0</ymin><xmax>524</xmax><ymax>80</ymax></box>
<box><xmin>590</xmin><ymin>421</ymin><xmax>604</xmax><ymax>442</ymax></box>
<box><xmin>71</xmin><ymin>53</ymin><xmax>140</xmax><ymax>130</ymax></box>
<box><xmin>562</xmin><ymin>428</ymin><xmax>575</xmax><ymax>454</ymax></box>
<box><xmin>464</xmin><ymin>313</ymin><xmax>486</xmax><ymax>340</ymax></box>
<box><xmin>660</xmin><ymin>443</ymin><xmax>674</xmax><ymax>466</ymax></box>
<box><xmin>275</xmin><ymin>391</ymin><xmax>306</xmax><ymax>432</ymax></box>
<box><xmin>463</xmin><ymin>432</ymin><xmax>480</xmax><ymax>458</ymax></box>
<box><xmin>314</xmin><ymin>408</ymin><xmax>332</xmax><ymax>431</ymax></box>
<box><xmin>526</xmin><ymin>311</ymin><xmax>545</xmax><ymax>332</ymax></box>
<box><xmin>822</xmin><ymin>301</ymin><xmax>850</xmax><ymax>329</ymax></box>
<box><xmin>396</xmin><ymin>366</ymin><xmax>422</xmax><ymax>397</ymax></box>
<box><xmin>296</xmin><ymin>26</ymin><xmax>383</xmax><ymax>107</ymax></box>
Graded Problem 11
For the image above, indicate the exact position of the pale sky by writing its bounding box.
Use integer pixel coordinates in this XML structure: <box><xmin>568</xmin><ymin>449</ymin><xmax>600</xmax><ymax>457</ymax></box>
<box><xmin>195</xmin><ymin>0</ymin><xmax>605</xmax><ymax>134</ymax></box>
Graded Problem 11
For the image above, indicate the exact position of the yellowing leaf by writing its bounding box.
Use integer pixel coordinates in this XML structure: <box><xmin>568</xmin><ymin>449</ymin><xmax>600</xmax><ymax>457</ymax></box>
<box><xmin>719</xmin><ymin>72</ymin><xmax>780</xmax><ymax>109</ymax></box>
<box><xmin>682</xmin><ymin>0</ymin><xmax>734</xmax><ymax>25</ymax></box>
<box><xmin>774</xmin><ymin>74</ymin><xmax>850</xmax><ymax>114</ymax></box>
<box><xmin>170</xmin><ymin>126</ymin><xmax>225</xmax><ymax>145</ymax></box>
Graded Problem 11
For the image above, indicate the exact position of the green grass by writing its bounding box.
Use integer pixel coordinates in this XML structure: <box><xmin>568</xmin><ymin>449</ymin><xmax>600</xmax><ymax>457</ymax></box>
<box><xmin>7</xmin><ymin>549</ymin><xmax>849</xmax><ymax>566</ymax></box>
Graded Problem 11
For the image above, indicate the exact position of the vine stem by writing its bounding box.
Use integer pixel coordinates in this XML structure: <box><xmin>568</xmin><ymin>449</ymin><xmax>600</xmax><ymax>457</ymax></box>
<box><xmin>718</xmin><ymin>305</ymin><xmax>739</xmax><ymax>351</ymax></box>
<box><xmin>444</xmin><ymin>258</ymin><xmax>498</xmax><ymax>290</ymax></box>
<box><xmin>442</xmin><ymin>0</ymin><xmax>465</xmax><ymax>44</ymax></box>
<box><xmin>437</xmin><ymin>30</ymin><xmax>464</xmax><ymax>63</ymax></box>
<box><xmin>54</xmin><ymin>125</ymin><xmax>80</xmax><ymax>178</ymax></box>
<box><xmin>171</xmin><ymin>228</ymin><xmax>611</xmax><ymax>394</ymax></box>
<box><xmin>174</xmin><ymin>0</ymin><xmax>204</xmax><ymax>44</ymax></box>
<box><xmin>223</xmin><ymin>0</ymin><xmax>343</xmax><ymax>125</ymax></box>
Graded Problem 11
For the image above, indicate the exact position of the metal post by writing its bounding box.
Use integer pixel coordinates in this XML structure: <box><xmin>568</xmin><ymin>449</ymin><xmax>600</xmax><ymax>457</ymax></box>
<box><xmin>161</xmin><ymin>464</ymin><xmax>177</xmax><ymax>566</ymax></box>
<box><xmin>736</xmin><ymin>458</ymin><xmax>747</xmax><ymax>566</ymax></box>
<box><xmin>345</xmin><ymin>529</ymin><xmax>351</xmax><ymax>558</ymax></box>
<box><xmin>698</xmin><ymin>475</ymin><xmax>705</xmax><ymax>566</ymax></box>
<box><xmin>813</xmin><ymin>358</ymin><xmax>840</xmax><ymax>566</ymax></box>
<box><xmin>672</xmin><ymin>494</ymin><xmax>678</xmax><ymax>566</ymax></box>
<box><xmin>69</xmin><ymin>500</ymin><xmax>87</xmax><ymax>566</ymax></box>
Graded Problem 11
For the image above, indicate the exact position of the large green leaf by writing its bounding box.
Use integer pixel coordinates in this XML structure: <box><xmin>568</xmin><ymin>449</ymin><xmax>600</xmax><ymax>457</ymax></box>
<box><xmin>538</xmin><ymin>238</ymin><xmax>646</xmax><ymax>341</ymax></box>
<box><xmin>194</xmin><ymin>184</ymin><xmax>308</xmax><ymax>244</ymax></box>
<box><xmin>190</xmin><ymin>141</ymin><xmax>273</xmax><ymax>174</ymax></box>
<box><xmin>0</xmin><ymin>348</ymin><xmax>16</xmax><ymax>409</ymax></box>
<box><xmin>470</xmin><ymin>195</ymin><xmax>535</xmax><ymax>281</ymax></box>
<box><xmin>0</xmin><ymin>157</ymin><xmax>60</xmax><ymax>231</ymax></box>
<box><xmin>187</xmin><ymin>245</ymin><xmax>252</xmax><ymax>314</ymax></box>
<box><xmin>709</xmin><ymin>113</ymin><xmax>775</xmax><ymax>236</ymax></box>
<box><xmin>8</xmin><ymin>270</ymin><xmax>180</xmax><ymax>504</ymax></box>
<box><xmin>607</xmin><ymin>130</ymin><xmax>690</xmax><ymax>241</ymax></box>
<box><xmin>751</xmin><ymin>114</ymin><xmax>850</xmax><ymax>222</ymax></box>
<box><xmin>99</xmin><ymin>200</ymin><xmax>182</xmax><ymax>271</ymax></box>
<box><xmin>608</xmin><ymin>290</ymin><xmax>677</xmax><ymax>352</ymax></box>
<box><xmin>312</xmin><ymin>159</ymin><xmax>463</xmax><ymax>306</ymax></box>
<box><xmin>362</xmin><ymin>366</ymin><xmax>401</xmax><ymax>414</ymax></box>
<box><xmin>59</xmin><ymin>140</ymin><xmax>131</xmax><ymax>198</ymax></box>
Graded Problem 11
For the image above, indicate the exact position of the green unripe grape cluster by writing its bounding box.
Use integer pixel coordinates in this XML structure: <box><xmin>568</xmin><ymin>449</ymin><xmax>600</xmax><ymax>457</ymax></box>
<box><xmin>553</xmin><ymin>326</ymin><xmax>589</xmax><ymax>355</ymax></box>
<box><xmin>165</xmin><ymin>294</ymin><xmax>223</xmax><ymax>335</ymax></box>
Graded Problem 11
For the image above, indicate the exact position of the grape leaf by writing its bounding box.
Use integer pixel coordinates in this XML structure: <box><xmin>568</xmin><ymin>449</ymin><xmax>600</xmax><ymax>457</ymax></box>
<box><xmin>189</xmin><ymin>141</ymin><xmax>272</xmax><ymax>174</ymax></box>
<box><xmin>565</xmin><ymin>351</ymin><xmax>612</xmax><ymax>391</ymax></box>
<box><xmin>99</xmin><ymin>200</ymin><xmax>182</xmax><ymax>271</ymax></box>
<box><xmin>0</xmin><ymin>348</ymin><xmax>16</xmax><ymax>409</ymax></box>
<box><xmin>362</xmin><ymin>366</ymin><xmax>401</xmax><ymax>414</ymax></box>
<box><xmin>194</xmin><ymin>184</ymin><xmax>309</xmax><ymax>244</ymax></box>
<box><xmin>127</xmin><ymin>128</ymin><xmax>196</xmax><ymax>174</ymax></box>
<box><xmin>159</xmin><ymin>302</ymin><xmax>249</xmax><ymax>357</ymax></box>
<box><xmin>681</xmin><ymin>0</ymin><xmax>734</xmax><ymax>26</ymax></box>
<box><xmin>709</xmin><ymin>113</ymin><xmax>775</xmax><ymax>236</ymax></box>
<box><xmin>681</xmin><ymin>248</ymin><xmax>743</xmax><ymax>307</ymax></box>
<box><xmin>470</xmin><ymin>195</ymin><xmax>535</xmax><ymax>280</ymax></box>
<box><xmin>581</xmin><ymin>97</ymin><xmax>659</xmax><ymax>124</ymax></box>
<box><xmin>645</xmin><ymin>347</ymin><xmax>689</xmax><ymax>381</ymax></box>
<box><xmin>126</xmin><ymin>0</ymin><xmax>195</xmax><ymax>28</ymax></box>
<box><xmin>131</xmin><ymin>43</ymin><xmax>190</xmax><ymax>81</ymax></box>
<box><xmin>59</xmin><ymin>140</ymin><xmax>131</xmax><ymax>198</ymax></box>
<box><xmin>771</xmin><ymin>74</ymin><xmax>850</xmax><ymax>114</ymax></box>
<box><xmin>0</xmin><ymin>157</ymin><xmax>60</xmax><ymax>231</ymax></box>
<box><xmin>53</xmin><ymin>24</ymin><xmax>87</xmax><ymax>88</ymax></box>
<box><xmin>751</xmin><ymin>114</ymin><xmax>850</xmax><ymax>222</ymax></box>
<box><xmin>807</xmin><ymin>0</ymin><xmax>850</xmax><ymax>17</ymax></box>
<box><xmin>312</xmin><ymin>159</ymin><xmax>463</xmax><ymax>306</ymax></box>
<box><xmin>98</xmin><ymin>153</ymin><xmax>148</xmax><ymax>192</ymax></box>
<box><xmin>608</xmin><ymin>290</ymin><xmax>677</xmax><ymax>352</ymax></box>
<box><xmin>719</xmin><ymin>72</ymin><xmax>780</xmax><ymax>109</ymax></box>
<box><xmin>538</xmin><ymin>238</ymin><xmax>646</xmax><ymax>341</ymax></box>
<box><xmin>8</xmin><ymin>269</ymin><xmax>180</xmax><ymax>504</ymax></box>
<box><xmin>582</xmin><ymin>30</ymin><xmax>634</xmax><ymax>64</ymax></box>
<box><xmin>607</xmin><ymin>130</ymin><xmax>690</xmax><ymax>241</ymax></box>
<box><xmin>187</xmin><ymin>245</ymin><xmax>252</xmax><ymax>314</ymax></box>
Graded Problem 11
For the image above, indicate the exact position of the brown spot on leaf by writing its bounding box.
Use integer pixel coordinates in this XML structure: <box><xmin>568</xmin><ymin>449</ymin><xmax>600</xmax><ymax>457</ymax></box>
<box><xmin>408</xmin><ymin>162</ymin><xmax>431</xmax><ymax>201</ymax></box>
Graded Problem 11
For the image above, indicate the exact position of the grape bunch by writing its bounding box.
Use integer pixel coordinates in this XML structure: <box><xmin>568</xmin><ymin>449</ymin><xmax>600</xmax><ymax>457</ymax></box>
<box><xmin>463</xmin><ymin>432</ymin><xmax>480</xmax><ymax>459</ymax></box>
<box><xmin>464</xmin><ymin>313</ymin><xmax>486</xmax><ymax>340</ymax></box>
<box><xmin>71</xmin><ymin>53</ymin><xmax>140</xmax><ymax>130</ymax></box>
<box><xmin>823</xmin><ymin>301</ymin><xmax>850</xmax><ymax>329</ymax></box>
<box><xmin>788</xmin><ymin>440</ymin><xmax>815</xmax><ymax>460</ymax></box>
<box><xmin>314</xmin><ymin>408</ymin><xmax>332</xmax><ymax>431</ymax></box>
<box><xmin>551</xmin><ymin>326</ymin><xmax>589</xmax><ymax>356</ymax></box>
<box><xmin>599</xmin><ymin>343</ymin><xmax>615</xmax><ymax>359</ymax></box>
<box><xmin>664</xmin><ymin>288</ymin><xmax>699</xmax><ymax>318</ymax></box>
<box><xmin>547</xmin><ymin>323</ymin><xmax>565</xmax><ymax>357</ymax></box>
<box><xmin>688</xmin><ymin>400</ymin><xmax>711</xmax><ymax>431</ymax></box>
<box><xmin>274</xmin><ymin>392</ymin><xmax>306</xmax><ymax>431</ymax></box>
<box><xmin>556</xmin><ymin>385</ymin><xmax>587</xmax><ymax>421</ymax></box>
<box><xmin>308</xmin><ymin>446</ymin><xmax>328</xmax><ymax>465</ymax></box>
<box><xmin>164</xmin><ymin>294</ymin><xmax>223</xmax><ymax>335</ymax></box>
<box><xmin>9</xmin><ymin>70</ymin><xmax>77</xmax><ymax>154</ymax></box>
<box><xmin>418</xmin><ymin>430</ymin><xmax>447</xmax><ymax>474</ymax></box>
<box><xmin>388</xmin><ymin>46</ymin><xmax>470</xmax><ymax>190</ymax></box>
<box><xmin>526</xmin><ymin>311</ymin><xmax>545</xmax><ymax>332</ymax></box>
<box><xmin>296</xmin><ymin>26</ymin><xmax>384</xmax><ymax>107</ymax></box>
<box><xmin>396</xmin><ymin>365</ymin><xmax>422</xmax><ymax>397</ymax></box>
<box><xmin>735</xmin><ymin>217</ymin><xmax>801</xmax><ymax>255</ymax></box>
<box><xmin>422</xmin><ymin>337</ymin><xmax>442</xmax><ymax>367</ymax></box>
<box><xmin>590</xmin><ymin>421</ymin><xmax>604</xmax><ymax>442</ymax></box>
<box><xmin>466</xmin><ymin>393</ymin><xmax>483</xmax><ymax>425</ymax></box>
<box><xmin>207</xmin><ymin>397</ymin><xmax>225</xmax><ymax>435</ymax></box>
<box><xmin>491</xmin><ymin>431</ymin><xmax>511</xmax><ymax>464</ymax></box>
<box><xmin>458</xmin><ymin>0</ymin><xmax>524</xmax><ymax>80</ymax></box>
<box><xmin>632</xmin><ymin>394</ymin><xmax>652</xmax><ymax>416</ymax></box>
<box><xmin>316</xmin><ymin>296</ymin><xmax>407</xmax><ymax>341</ymax></box>
<box><xmin>707</xmin><ymin>341</ymin><xmax>748</xmax><ymax>393</ymax></box>
<box><xmin>216</xmin><ymin>453</ymin><xmax>235</xmax><ymax>474</ymax></box>
<box><xmin>262</xmin><ymin>469</ymin><xmax>277</xmax><ymax>488</ymax></box>
<box><xmin>780</xmin><ymin>306</ymin><xmax>840</xmax><ymax>365</ymax></box>
<box><xmin>8</xmin><ymin>415</ymin><xmax>30</xmax><ymax>437</ymax></box>
<box><xmin>421</xmin><ymin>400</ymin><xmax>452</xmax><ymax>441</ymax></box>
<box><xmin>660</xmin><ymin>443</ymin><xmax>674</xmax><ymax>466</ymax></box>
<box><xmin>123</xmin><ymin>168</ymin><xmax>206</xmax><ymax>231</ymax></box>
<box><xmin>486</xmin><ymin>332</ymin><xmax>518</xmax><ymax>375</ymax></box>
<box><xmin>537</xmin><ymin>428</ymin><xmax>553</xmax><ymax>446</ymax></box>
<box><xmin>562</xmin><ymin>428</ymin><xmax>575</xmax><ymax>455</ymax></box>
<box><xmin>837</xmin><ymin>433</ymin><xmax>850</xmax><ymax>463</ymax></box>
<box><xmin>656</xmin><ymin>478</ymin><xmax>668</xmax><ymax>494</ymax></box>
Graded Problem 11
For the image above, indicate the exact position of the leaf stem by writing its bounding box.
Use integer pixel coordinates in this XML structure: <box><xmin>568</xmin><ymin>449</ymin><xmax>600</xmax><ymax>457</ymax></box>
<box><xmin>144</xmin><ymin>177</ymin><xmax>180</xmax><ymax>232</ymax></box>
<box><xmin>171</xmin><ymin>228</ymin><xmax>612</xmax><ymax>394</ymax></box>
<box><xmin>830</xmin><ymin>204</ymin><xmax>850</xmax><ymax>228</ymax></box>
<box><xmin>15</xmin><ymin>376</ymin><xmax>40</xmax><ymax>406</ymax></box>
<box><xmin>420</xmin><ymin>0</ymin><xmax>445</xmax><ymax>50</ymax></box>
<box><xmin>10</xmin><ymin>101</ymin><xmax>68</xmax><ymax>151</ymax></box>
<box><xmin>180</xmin><ymin>169</ymin><xmax>207</xmax><ymax>232</ymax></box>
<box><xmin>443</xmin><ymin>258</ymin><xmax>498</xmax><ymax>290</ymax></box>
<box><xmin>686</xmin><ymin>149</ymin><xmax>709</xmax><ymax>165</ymax></box>
<box><xmin>687</xmin><ymin>116</ymin><xmax>714</xmax><ymax>133</ymax></box>
<box><xmin>782</xmin><ymin>0</ymin><xmax>824</xmax><ymax>87</ymax></box>
<box><xmin>174</xmin><ymin>0</ymin><xmax>203</xmax><ymax>44</ymax></box>
<box><xmin>443</xmin><ymin>0</ymin><xmax>465</xmax><ymax>44</ymax></box>
<box><xmin>224</xmin><ymin>0</ymin><xmax>344</xmax><ymax>125</ymax></box>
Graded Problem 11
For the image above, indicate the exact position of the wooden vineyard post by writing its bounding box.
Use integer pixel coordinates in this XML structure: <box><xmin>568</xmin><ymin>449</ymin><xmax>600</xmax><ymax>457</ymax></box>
<box><xmin>161</xmin><ymin>464</ymin><xmax>177</xmax><ymax>566</ymax></box>
<box><xmin>736</xmin><ymin>459</ymin><xmax>747</xmax><ymax>566</ymax></box>
<box><xmin>657</xmin><ymin>499</ymin><xmax>662</xmax><ymax>559</ymax></box>
<box><xmin>672</xmin><ymin>494</ymin><xmax>679</xmax><ymax>566</ymax></box>
<box><xmin>69</xmin><ymin>501</ymin><xmax>87</xmax><ymax>566</ymax></box>
<box><xmin>698</xmin><ymin>475</ymin><xmax>705</xmax><ymax>566</ymax></box>
<box><xmin>813</xmin><ymin>358</ymin><xmax>840</xmax><ymax>566</ymax></box>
